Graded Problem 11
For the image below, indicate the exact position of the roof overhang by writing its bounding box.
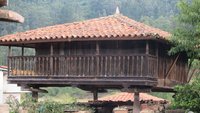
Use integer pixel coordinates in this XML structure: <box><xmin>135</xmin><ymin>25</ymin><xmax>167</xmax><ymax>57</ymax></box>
<box><xmin>0</xmin><ymin>36</ymin><xmax>170</xmax><ymax>48</ymax></box>
<box><xmin>0</xmin><ymin>9</ymin><xmax>24</xmax><ymax>23</ymax></box>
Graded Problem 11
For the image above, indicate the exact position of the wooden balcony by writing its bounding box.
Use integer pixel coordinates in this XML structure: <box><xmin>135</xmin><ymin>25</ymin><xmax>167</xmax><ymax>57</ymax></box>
<box><xmin>7</xmin><ymin>54</ymin><xmax>158</xmax><ymax>88</ymax></box>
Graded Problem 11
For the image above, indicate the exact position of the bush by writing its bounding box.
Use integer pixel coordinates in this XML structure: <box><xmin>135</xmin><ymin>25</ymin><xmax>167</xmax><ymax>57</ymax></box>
<box><xmin>6</xmin><ymin>95</ymin><xmax>20</xmax><ymax>113</ymax></box>
<box><xmin>8</xmin><ymin>94</ymin><xmax>93</xmax><ymax>113</ymax></box>
<box><xmin>172</xmin><ymin>78</ymin><xmax>200</xmax><ymax>112</ymax></box>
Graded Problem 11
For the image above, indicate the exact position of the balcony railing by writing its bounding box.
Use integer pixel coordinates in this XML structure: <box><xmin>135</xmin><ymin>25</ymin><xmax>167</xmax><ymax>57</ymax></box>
<box><xmin>8</xmin><ymin>54</ymin><xmax>157</xmax><ymax>78</ymax></box>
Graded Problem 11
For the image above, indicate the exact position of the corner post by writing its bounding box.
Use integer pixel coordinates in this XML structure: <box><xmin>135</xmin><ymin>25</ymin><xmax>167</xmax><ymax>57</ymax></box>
<box><xmin>8</xmin><ymin>46</ymin><xmax>12</xmax><ymax>76</ymax></box>
<box><xmin>21</xmin><ymin>46</ymin><xmax>24</xmax><ymax>75</ymax></box>
<box><xmin>145</xmin><ymin>41</ymin><xmax>149</xmax><ymax>76</ymax></box>
<box><xmin>156</xmin><ymin>42</ymin><xmax>159</xmax><ymax>78</ymax></box>
<box><xmin>133</xmin><ymin>91</ymin><xmax>141</xmax><ymax>113</ymax></box>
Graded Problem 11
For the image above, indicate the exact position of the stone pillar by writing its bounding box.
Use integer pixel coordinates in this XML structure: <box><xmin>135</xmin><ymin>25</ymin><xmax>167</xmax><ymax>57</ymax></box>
<box><xmin>133</xmin><ymin>92</ymin><xmax>141</xmax><ymax>113</ymax></box>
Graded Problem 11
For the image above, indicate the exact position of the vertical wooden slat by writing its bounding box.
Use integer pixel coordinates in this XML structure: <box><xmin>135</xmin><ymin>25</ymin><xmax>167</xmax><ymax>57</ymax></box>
<box><xmin>113</xmin><ymin>56</ymin><xmax>116</xmax><ymax>76</ymax></box>
<box><xmin>78</xmin><ymin>56</ymin><xmax>81</xmax><ymax>76</ymax></box>
<box><xmin>91</xmin><ymin>56</ymin><xmax>94</xmax><ymax>76</ymax></box>
<box><xmin>140</xmin><ymin>56</ymin><xmax>143</xmax><ymax>76</ymax></box>
<box><xmin>87</xmin><ymin>56</ymin><xmax>90</xmax><ymax>76</ymax></box>
<box><xmin>109</xmin><ymin>56</ymin><xmax>112</xmax><ymax>77</ymax></box>
<box><xmin>130</xmin><ymin>56</ymin><xmax>134</xmax><ymax>76</ymax></box>
<box><xmin>118</xmin><ymin>56</ymin><xmax>121</xmax><ymax>77</ymax></box>
<box><xmin>83</xmin><ymin>57</ymin><xmax>85</xmax><ymax>76</ymax></box>
<box><xmin>105</xmin><ymin>56</ymin><xmax>108</xmax><ymax>77</ymax></box>
<box><xmin>123</xmin><ymin>56</ymin><xmax>126</xmax><ymax>76</ymax></box>
<box><xmin>127</xmin><ymin>56</ymin><xmax>130</xmax><ymax>76</ymax></box>
<box><xmin>38</xmin><ymin>57</ymin><xmax>41</xmax><ymax>75</ymax></box>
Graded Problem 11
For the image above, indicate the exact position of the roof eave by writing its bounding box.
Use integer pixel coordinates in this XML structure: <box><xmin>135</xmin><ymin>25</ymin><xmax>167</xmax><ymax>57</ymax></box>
<box><xmin>0</xmin><ymin>36</ymin><xmax>169</xmax><ymax>47</ymax></box>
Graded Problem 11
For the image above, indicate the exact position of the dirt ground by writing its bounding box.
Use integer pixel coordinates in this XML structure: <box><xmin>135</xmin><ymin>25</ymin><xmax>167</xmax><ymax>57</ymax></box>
<box><xmin>0</xmin><ymin>104</ymin><xmax>9</xmax><ymax>113</ymax></box>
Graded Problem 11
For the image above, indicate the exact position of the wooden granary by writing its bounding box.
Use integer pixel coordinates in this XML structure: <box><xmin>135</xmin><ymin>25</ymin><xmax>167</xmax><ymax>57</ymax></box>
<box><xmin>0</xmin><ymin>12</ymin><xmax>189</xmax><ymax>112</ymax></box>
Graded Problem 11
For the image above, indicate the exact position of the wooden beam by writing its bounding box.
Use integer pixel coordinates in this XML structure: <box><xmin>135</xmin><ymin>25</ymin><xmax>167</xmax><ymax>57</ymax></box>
<box><xmin>156</xmin><ymin>42</ymin><xmax>159</xmax><ymax>78</ymax></box>
<box><xmin>165</xmin><ymin>54</ymin><xmax>180</xmax><ymax>79</ymax></box>
<box><xmin>96</xmin><ymin>41</ymin><xmax>99</xmax><ymax>55</ymax></box>
<box><xmin>186</xmin><ymin>60</ymin><xmax>193</xmax><ymax>77</ymax></box>
<box><xmin>21</xmin><ymin>46</ymin><xmax>24</xmax><ymax>56</ymax></box>
<box><xmin>145</xmin><ymin>41</ymin><xmax>149</xmax><ymax>76</ymax></box>
<box><xmin>187</xmin><ymin>69</ymin><xmax>198</xmax><ymax>83</ymax></box>
<box><xmin>59</xmin><ymin>43</ymin><xmax>65</xmax><ymax>55</ymax></box>
<box><xmin>30</xmin><ymin>87</ymin><xmax>48</xmax><ymax>93</ymax></box>
<box><xmin>50</xmin><ymin>43</ymin><xmax>53</xmax><ymax>55</ymax></box>
<box><xmin>145</xmin><ymin>41</ymin><xmax>149</xmax><ymax>54</ymax></box>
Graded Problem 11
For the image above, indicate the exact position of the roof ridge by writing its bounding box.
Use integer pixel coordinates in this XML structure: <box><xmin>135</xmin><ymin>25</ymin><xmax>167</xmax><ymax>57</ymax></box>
<box><xmin>113</xmin><ymin>14</ymin><xmax>144</xmax><ymax>32</ymax></box>
<box><xmin>113</xmin><ymin>14</ymin><xmax>170</xmax><ymax>36</ymax></box>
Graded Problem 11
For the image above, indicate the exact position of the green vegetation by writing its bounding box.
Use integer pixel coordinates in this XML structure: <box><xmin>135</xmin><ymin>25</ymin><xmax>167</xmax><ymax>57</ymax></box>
<box><xmin>172</xmin><ymin>78</ymin><xmax>200</xmax><ymax>112</ymax></box>
<box><xmin>170</xmin><ymin>0</ymin><xmax>200</xmax><ymax>59</ymax></box>
<box><xmin>7</xmin><ymin>94</ymin><xmax>93</xmax><ymax>113</ymax></box>
<box><xmin>169</xmin><ymin>0</ymin><xmax>200</xmax><ymax>112</ymax></box>
<box><xmin>150</xmin><ymin>92</ymin><xmax>173</xmax><ymax>101</ymax></box>
<box><xmin>39</xmin><ymin>87</ymin><xmax>88</xmax><ymax>103</ymax></box>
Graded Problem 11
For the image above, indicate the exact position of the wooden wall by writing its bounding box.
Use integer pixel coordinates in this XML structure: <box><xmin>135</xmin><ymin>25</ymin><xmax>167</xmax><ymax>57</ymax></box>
<box><xmin>35</xmin><ymin>40</ymin><xmax>146</xmax><ymax>56</ymax></box>
<box><xmin>34</xmin><ymin>40</ymin><xmax>188</xmax><ymax>87</ymax></box>
<box><xmin>157</xmin><ymin>43</ymin><xmax>188</xmax><ymax>87</ymax></box>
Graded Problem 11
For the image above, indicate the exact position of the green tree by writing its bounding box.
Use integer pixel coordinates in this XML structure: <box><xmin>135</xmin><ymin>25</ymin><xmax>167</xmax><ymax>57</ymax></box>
<box><xmin>170</xmin><ymin>0</ymin><xmax>200</xmax><ymax>59</ymax></box>
<box><xmin>173</xmin><ymin>78</ymin><xmax>200</xmax><ymax>112</ymax></box>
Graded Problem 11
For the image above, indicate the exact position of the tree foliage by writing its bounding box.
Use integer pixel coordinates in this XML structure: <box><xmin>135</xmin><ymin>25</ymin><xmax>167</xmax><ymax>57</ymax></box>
<box><xmin>172</xmin><ymin>78</ymin><xmax>200</xmax><ymax>112</ymax></box>
<box><xmin>170</xmin><ymin>0</ymin><xmax>200</xmax><ymax>59</ymax></box>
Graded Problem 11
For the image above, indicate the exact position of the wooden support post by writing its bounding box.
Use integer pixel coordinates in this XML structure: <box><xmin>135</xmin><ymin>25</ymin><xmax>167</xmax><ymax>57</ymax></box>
<box><xmin>93</xmin><ymin>90</ymin><xmax>98</xmax><ymax>101</ymax></box>
<box><xmin>133</xmin><ymin>92</ymin><xmax>141</xmax><ymax>113</ymax></box>
<box><xmin>32</xmin><ymin>91</ymin><xmax>38</xmax><ymax>102</ymax></box>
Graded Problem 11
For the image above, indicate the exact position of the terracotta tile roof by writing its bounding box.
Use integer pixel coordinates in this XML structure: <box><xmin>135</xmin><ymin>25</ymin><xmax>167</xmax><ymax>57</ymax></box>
<box><xmin>0</xmin><ymin>14</ymin><xmax>170</xmax><ymax>44</ymax></box>
<box><xmin>99</xmin><ymin>92</ymin><xmax>165</xmax><ymax>102</ymax></box>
